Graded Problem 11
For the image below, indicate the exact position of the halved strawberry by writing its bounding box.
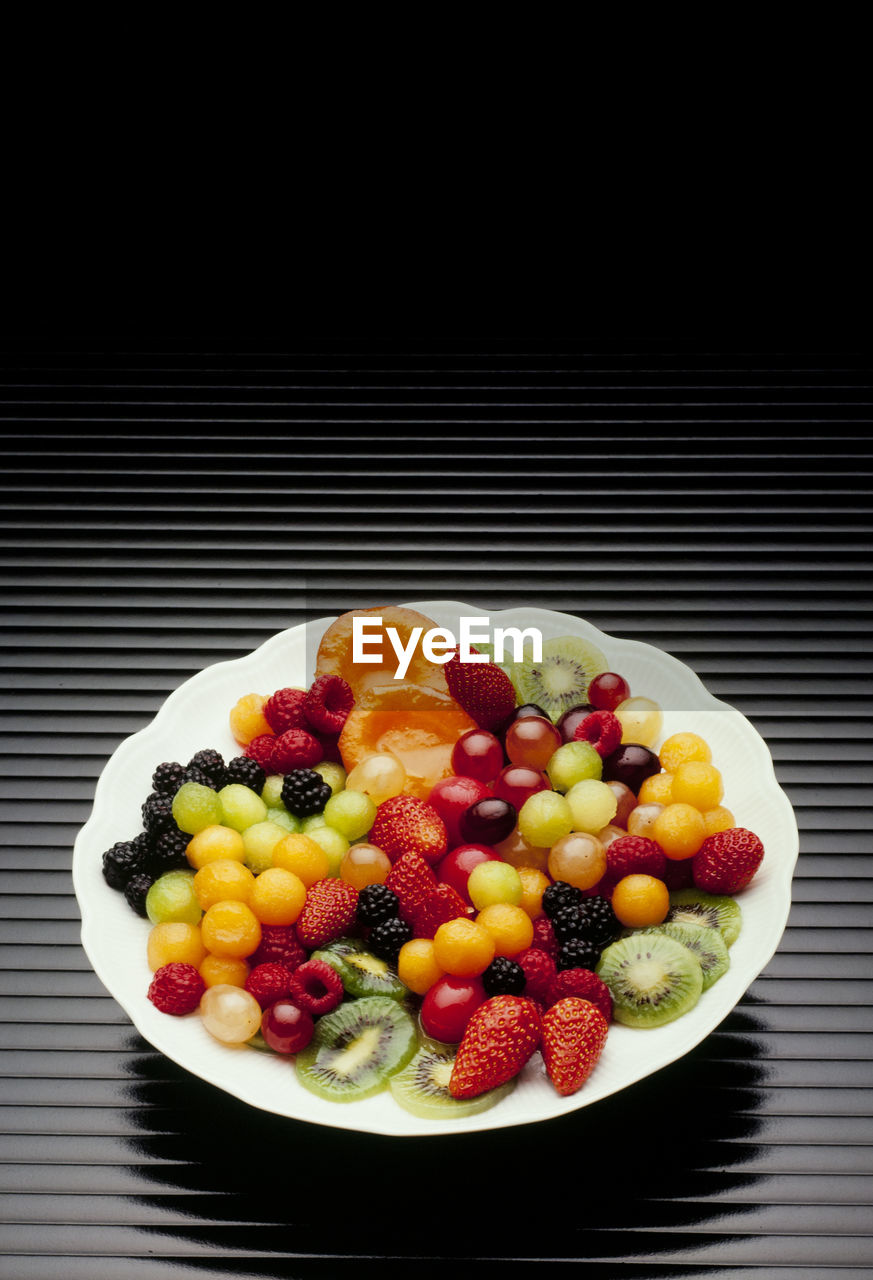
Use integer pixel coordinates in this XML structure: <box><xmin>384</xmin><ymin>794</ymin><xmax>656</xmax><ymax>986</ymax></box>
<box><xmin>369</xmin><ymin>795</ymin><xmax>448</xmax><ymax>865</ymax></box>
<box><xmin>444</xmin><ymin>651</ymin><xmax>518</xmax><ymax>732</ymax></box>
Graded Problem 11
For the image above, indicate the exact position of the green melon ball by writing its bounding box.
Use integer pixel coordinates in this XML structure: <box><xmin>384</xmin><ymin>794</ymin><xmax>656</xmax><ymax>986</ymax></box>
<box><xmin>517</xmin><ymin>790</ymin><xmax>574</xmax><ymax>848</ymax></box>
<box><xmin>546</xmin><ymin>740</ymin><xmax>603</xmax><ymax>793</ymax></box>
<box><xmin>146</xmin><ymin>869</ymin><xmax>201</xmax><ymax>925</ymax></box>
<box><xmin>241</xmin><ymin>820</ymin><xmax>290</xmax><ymax>874</ymax></box>
<box><xmin>218</xmin><ymin>784</ymin><xmax>268</xmax><ymax>832</ymax></box>
<box><xmin>260</xmin><ymin>774</ymin><xmax>286</xmax><ymax>807</ymax></box>
<box><xmin>323</xmin><ymin>789</ymin><xmax>377</xmax><ymax>842</ymax></box>
<box><xmin>301</xmin><ymin>813</ymin><xmax>328</xmax><ymax>831</ymax></box>
<box><xmin>172</xmin><ymin>781</ymin><xmax>223</xmax><ymax>835</ymax></box>
<box><xmin>304</xmin><ymin>824</ymin><xmax>349</xmax><ymax>875</ymax></box>
<box><xmin>566</xmin><ymin>778</ymin><xmax>618</xmax><ymax>834</ymax></box>
<box><xmin>266</xmin><ymin>806</ymin><xmax>301</xmax><ymax>834</ymax></box>
<box><xmin>313</xmin><ymin>761</ymin><xmax>347</xmax><ymax>796</ymax></box>
<box><xmin>467</xmin><ymin>860</ymin><xmax>523</xmax><ymax>910</ymax></box>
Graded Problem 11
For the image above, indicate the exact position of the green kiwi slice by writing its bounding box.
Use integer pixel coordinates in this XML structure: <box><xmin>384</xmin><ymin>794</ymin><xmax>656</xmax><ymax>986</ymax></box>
<box><xmin>295</xmin><ymin>996</ymin><xmax>418</xmax><ymax>1102</ymax></box>
<box><xmin>667</xmin><ymin>889</ymin><xmax>743</xmax><ymax>948</ymax></box>
<box><xmin>312</xmin><ymin>937</ymin><xmax>408</xmax><ymax>1000</ymax></box>
<box><xmin>640</xmin><ymin>921</ymin><xmax>730</xmax><ymax>991</ymax></box>
<box><xmin>389</xmin><ymin>1037</ymin><xmax>516</xmax><ymax>1120</ymax></box>
<box><xmin>511</xmin><ymin>635</ymin><xmax>609</xmax><ymax>721</ymax></box>
<box><xmin>596</xmin><ymin>933</ymin><xmax>703</xmax><ymax>1028</ymax></box>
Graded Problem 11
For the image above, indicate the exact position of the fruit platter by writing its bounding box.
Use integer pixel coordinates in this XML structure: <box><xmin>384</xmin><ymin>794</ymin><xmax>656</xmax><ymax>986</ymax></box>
<box><xmin>73</xmin><ymin>602</ymin><xmax>799</xmax><ymax>1136</ymax></box>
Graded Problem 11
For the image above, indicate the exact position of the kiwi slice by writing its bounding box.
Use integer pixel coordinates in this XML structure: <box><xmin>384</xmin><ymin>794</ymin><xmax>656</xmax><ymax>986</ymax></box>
<box><xmin>511</xmin><ymin>635</ymin><xmax>609</xmax><ymax>722</ymax></box>
<box><xmin>597</xmin><ymin>933</ymin><xmax>703</xmax><ymax>1028</ymax></box>
<box><xmin>640</xmin><ymin>921</ymin><xmax>730</xmax><ymax>991</ymax></box>
<box><xmin>667</xmin><ymin>889</ymin><xmax>743</xmax><ymax>948</ymax></box>
<box><xmin>295</xmin><ymin>996</ymin><xmax>418</xmax><ymax>1102</ymax></box>
<box><xmin>389</xmin><ymin>1037</ymin><xmax>516</xmax><ymax>1120</ymax></box>
<box><xmin>312</xmin><ymin>937</ymin><xmax>408</xmax><ymax>1000</ymax></box>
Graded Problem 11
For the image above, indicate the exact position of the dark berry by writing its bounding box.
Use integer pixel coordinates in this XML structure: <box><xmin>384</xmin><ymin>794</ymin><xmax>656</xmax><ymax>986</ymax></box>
<box><xmin>280</xmin><ymin>768</ymin><xmax>332</xmax><ymax>818</ymax></box>
<box><xmin>356</xmin><ymin>883</ymin><xmax>400</xmax><ymax>928</ymax></box>
<box><xmin>368</xmin><ymin>917</ymin><xmax>413</xmax><ymax>964</ymax></box>
<box><xmin>102</xmin><ymin>839</ymin><xmax>148</xmax><ymax>890</ymax></box>
<box><xmin>141</xmin><ymin>792</ymin><xmax>180</xmax><ymax>837</ymax></box>
<box><xmin>223</xmin><ymin>755</ymin><xmax>267</xmax><ymax>793</ymax></box>
<box><xmin>577</xmin><ymin>895</ymin><xmax>621</xmax><ymax>946</ymax></box>
<box><xmin>123</xmin><ymin>871</ymin><xmax>154</xmax><ymax>917</ymax></box>
<box><xmin>482</xmin><ymin>956</ymin><xmax>526</xmax><ymax>996</ymax></box>
<box><xmin>557</xmin><ymin>937</ymin><xmax>602</xmax><ymax>971</ymax></box>
<box><xmin>542</xmin><ymin>880</ymin><xmax>585</xmax><ymax>920</ymax></box>
<box><xmin>187</xmin><ymin>748</ymin><xmax>226</xmax><ymax>789</ymax></box>
<box><xmin>151</xmin><ymin>761</ymin><xmax>188</xmax><ymax>796</ymax></box>
<box><xmin>148</xmin><ymin>827</ymin><xmax>191</xmax><ymax>875</ymax></box>
<box><xmin>551</xmin><ymin>905</ymin><xmax>589</xmax><ymax>943</ymax></box>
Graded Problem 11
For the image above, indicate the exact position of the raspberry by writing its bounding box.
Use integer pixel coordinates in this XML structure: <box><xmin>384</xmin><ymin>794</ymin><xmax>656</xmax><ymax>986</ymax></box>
<box><xmin>482</xmin><ymin>956</ymin><xmax>526</xmax><ymax>996</ymax></box>
<box><xmin>573</xmin><ymin>710</ymin><xmax>622</xmax><ymax>758</ymax></box>
<box><xmin>223</xmin><ymin>755</ymin><xmax>267</xmax><ymax>792</ymax></box>
<box><xmin>531</xmin><ymin>914</ymin><xmax>559</xmax><ymax>958</ymax></box>
<box><xmin>288</xmin><ymin>958</ymin><xmax>344</xmax><ymax>1015</ymax></box>
<box><xmin>557</xmin><ymin>937</ymin><xmax>602</xmax><ymax>971</ymax></box>
<box><xmin>102</xmin><ymin>839</ymin><xmax>149</xmax><ymax>890</ymax></box>
<box><xmin>246</xmin><ymin>733</ymin><xmax>278</xmax><ymax>771</ymax></box>
<box><xmin>542</xmin><ymin>881</ymin><xmax>585</xmax><ymax>920</ymax></box>
<box><xmin>264</xmin><ymin>687</ymin><xmax>308</xmax><ymax>734</ymax></box>
<box><xmin>151</xmin><ymin>761</ymin><xmax>188</xmax><ymax>796</ymax></box>
<box><xmin>356</xmin><ymin>883</ymin><xmax>400</xmax><ymax>927</ymax></box>
<box><xmin>549</xmin><ymin>967</ymin><xmax>613</xmax><ymax>1022</ymax></box>
<box><xmin>304</xmin><ymin>674</ymin><xmax>355</xmax><ymax>734</ymax></box>
<box><xmin>148</xmin><ymin>963</ymin><xmax>205</xmax><ymax>1015</ymax></box>
<box><xmin>281</xmin><ymin>768</ymin><xmax>332</xmax><ymax>818</ymax></box>
<box><xmin>517</xmin><ymin>947</ymin><xmax>558</xmax><ymax>1003</ymax></box>
<box><xmin>606</xmin><ymin>835</ymin><xmax>667</xmax><ymax>883</ymax></box>
<box><xmin>368</xmin><ymin>917</ymin><xmax>413</xmax><ymax>964</ymax></box>
<box><xmin>270</xmin><ymin>728</ymin><xmax>323</xmax><ymax>773</ymax></box>
<box><xmin>249</xmin><ymin>924</ymin><xmax>307</xmax><ymax>970</ymax></box>
<box><xmin>245</xmin><ymin>962</ymin><xmax>296</xmax><ymax>1009</ymax></box>
<box><xmin>186</xmin><ymin>748</ymin><xmax>226</xmax><ymax>789</ymax></box>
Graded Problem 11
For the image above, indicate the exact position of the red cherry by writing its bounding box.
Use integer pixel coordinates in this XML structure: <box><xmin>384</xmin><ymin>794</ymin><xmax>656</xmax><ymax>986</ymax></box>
<box><xmin>427</xmin><ymin>775</ymin><xmax>493</xmax><ymax>849</ymax></box>
<box><xmin>450</xmin><ymin>729</ymin><xmax>504</xmax><ymax>785</ymax></box>
<box><xmin>260</xmin><ymin>1000</ymin><xmax>314</xmax><ymax>1055</ymax></box>
<box><xmin>437</xmin><ymin>843</ymin><xmax>504</xmax><ymax>904</ymax></box>
<box><xmin>420</xmin><ymin>975</ymin><xmax>487</xmax><ymax>1043</ymax></box>
<box><xmin>493</xmin><ymin>764</ymin><xmax>550</xmax><ymax>809</ymax></box>
<box><xmin>588</xmin><ymin>672</ymin><xmax>631</xmax><ymax>712</ymax></box>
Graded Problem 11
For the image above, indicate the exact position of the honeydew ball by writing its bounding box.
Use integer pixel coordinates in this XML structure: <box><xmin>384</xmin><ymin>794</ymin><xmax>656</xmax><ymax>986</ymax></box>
<box><xmin>218</xmin><ymin>784</ymin><xmax>268</xmax><ymax>832</ymax></box>
<box><xmin>172</xmin><ymin>782</ymin><xmax>223</xmax><ymax>834</ymax></box>
<box><xmin>467</xmin><ymin>860</ymin><xmax>523</xmax><ymax>910</ymax></box>
<box><xmin>145</xmin><ymin>869</ymin><xmax>201</xmax><ymax>925</ymax></box>
<box><xmin>260</xmin><ymin>775</ymin><xmax>285</xmax><ymax>807</ymax></box>
<box><xmin>546</xmin><ymin>740</ymin><xmax>603</xmax><ymax>793</ymax></box>
<box><xmin>517</xmin><ymin>790</ymin><xmax>574</xmax><ymax>848</ymax></box>
<box><xmin>566</xmin><ymin>778</ymin><xmax>618</xmax><ymax>834</ymax></box>
<box><xmin>241</xmin><ymin>820</ymin><xmax>289</xmax><ymax>874</ymax></box>
<box><xmin>323</xmin><ymin>789</ymin><xmax>377</xmax><ymax>842</ymax></box>
<box><xmin>304</xmin><ymin>824</ymin><xmax>350</xmax><ymax>875</ymax></box>
<box><xmin>313</xmin><ymin>761</ymin><xmax>347</xmax><ymax>796</ymax></box>
<box><xmin>265</xmin><ymin>806</ymin><xmax>301</xmax><ymax>834</ymax></box>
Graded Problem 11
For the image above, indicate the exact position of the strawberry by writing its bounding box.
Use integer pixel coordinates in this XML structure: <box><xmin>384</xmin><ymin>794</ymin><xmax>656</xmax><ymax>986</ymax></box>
<box><xmin>369</xmin><ymin>795</ymin><xmax>448</xmax><ymax>865</ymax></box>
<box><xmin>444</xmin><ymin>651</ymin><xmax>518</xmax><ymax>732</ymax></box>
<box><xmin>540</xmin><ymin>996</ymin><xmax>608</xmax><ymax>1096</ymax></box>
<box><xmin>384</xmin><ymin>852</ymin><xmax>438</xmax><ymax>921</ymax></box>
<box><xmin>449</xmin><ymin>994</ymin><xmax>541</xmax><ymax>1099</ymax></box>
<box><xmin>408</xmin><ymin>882</ymin><xmax>470</xmax><ymax>939</ymax></box>
<box><xmin>295</xmin><ymin>878</ymin><xmax>359</xmax><ymax>949</ymax></box>
<box><xmin>692</xmin><ymin>826</ymin><xmax>764</xmax><ymax>894</ymax></box>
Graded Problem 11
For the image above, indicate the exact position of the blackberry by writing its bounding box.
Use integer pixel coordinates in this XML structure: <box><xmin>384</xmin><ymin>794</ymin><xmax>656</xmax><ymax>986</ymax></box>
<box><xmin>187</xmin><ymin>749</ymin><xmax>226</xmax><ymax>789</ymax></box>
<box><xmin>551</xmin><ymin>905</ymin><xmax>589</xmax><ymax>943</ymax></box>
<box><xmin>542</xmin><ymin>880</ymin><xmax>585</xmax><ymax>920</ymax></box>
<box><xmin>482</xmin><ymin>956</ymin><xmax>526</xmax><ymax>996</ymax></box>
<box><xmin>148</xmin><ymin>827</ymin><xmax>191</xmax><ymax>875</ymax></box>
<box><xmin>151</xmin><ymin>761</ymin><xmax>188</xmax><ymax>796</ymax></box>
<box><xmin>141</xmin><ymin>792</ymin><xmax>180</xmax><ymax>837</ymax></box>
<box><xmin>224</xmin><ymin>754</ymin><xmax>267</xmax><ymax>793</ymax></box>
<box><xmin>578</xmin><ymin>895</ymin><xmax>621</xmax><ymax>946</ymax></box>
<box><xmin>557</xmin><ymin>937</ymin><xmax>602</xmax><ymax>971</ymax></box>
<box><xmin>368</xmin><ymin>917</ymin><xmax>412</xmax><ymax>965</ymax></box>
<box><xmin>123</xmin><ymin>871</ymin><xmax>154</xmax><ymax>918</ymax></box>
<box><xmin>102</xmin><ymin>838</ymin><xmax>149</xmax><ymax>890</ymax></box>
<box><xmin>356</xmin><ymin>883</ymin><xmax>400</xmax><ymax>928</ymax></box>
<box><xmin>281</xmin><ymin>768</ymin><xmax>332</xmax><ymax>818</ymax></box>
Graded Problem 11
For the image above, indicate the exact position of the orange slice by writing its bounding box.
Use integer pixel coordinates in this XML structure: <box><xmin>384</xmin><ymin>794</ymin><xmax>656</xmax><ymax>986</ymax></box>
<box><xmin>315</xmin><ymin>605</ymin><xmax>451</xmax><ymax>700</ymax></box>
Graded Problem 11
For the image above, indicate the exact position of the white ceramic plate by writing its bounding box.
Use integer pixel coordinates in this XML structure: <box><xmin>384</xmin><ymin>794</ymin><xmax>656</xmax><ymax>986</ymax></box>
<box><xmin>73</xmin><ymin>601</ymin><xmax>799</xmax><ymax>1136</ymax></box>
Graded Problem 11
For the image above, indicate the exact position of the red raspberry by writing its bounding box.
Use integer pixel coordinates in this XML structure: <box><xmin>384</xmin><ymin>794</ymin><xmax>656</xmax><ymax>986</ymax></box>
<box><xmin>147</xmin><ymin>963</ymin><xmax>205</xmax><ymax>1016</ymax></box>
<box><xmin>693</xmin><ymin>827</ymin><xmax>764</xmax><ymax>894</ymax></box>
<box><xmin>245</xmin><ymin>733</ymin><xmax>278</xmax><ymax>771</ymax></box>
<box><xmin>661</xmin><ymin>856</ymin><xmax>695</xmax><ymax>892</ymax></box>
<box><xmin>531</xmin><ymin>913</ymin><xmax>559</xmax><ymax>959</ymax></box>
<box><xmin>250</xmin><ymin>925</ymin><xmax>307</xmax><ymax>970</ymax></box>
<box><xmin>245</xmin><ymin>962</ymin><xmax>296</xmax><ymax>1009</ymax></box>
<box><xmin>549</xmin><ymin>967</ymin><xmax>613</xmax><ymax>1022</ymax></box>
<box><xmin>288</xmin><ymin>958</ymin><xmax>344</xmax><ymax>1015</ymax></box>
<box><xmin>606</xmin><ymin>835</ymin><xmax>667</xmax><ymax>883</ymax></box>
<box><xmin>573</xmin><ymin>710</ymin><xmax>622</xmax><ymax>758</ymax></box>
<box><xmin>270</xmin><ymin>727</ymin><xmax>323</xmax><ymax>772</ymax></box>
<box><xmin>304</xmin><ymin>674</ymin><xmax>355</xmax><ymax>734</ymax></box>
<box><xmin>516</xmin><ymin>946</ymin><xmax>558</xmax><ymax>1003</ymax></box>
<box><xmin>264</xmin><ymin>687</ymin><xmax>308</xmax><ymax>733</ymax></box>
<box><xmin>311</xmin><ymin>728</ymin><xmax>344</xmax><ymax>764</ymax></box>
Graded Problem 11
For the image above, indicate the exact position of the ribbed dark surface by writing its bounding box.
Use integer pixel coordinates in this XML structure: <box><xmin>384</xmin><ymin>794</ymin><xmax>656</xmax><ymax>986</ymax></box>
<box><xmin>1</xmin><ymin>342</ymin><xmax>871</xmax><ymax>1279</ymax></box>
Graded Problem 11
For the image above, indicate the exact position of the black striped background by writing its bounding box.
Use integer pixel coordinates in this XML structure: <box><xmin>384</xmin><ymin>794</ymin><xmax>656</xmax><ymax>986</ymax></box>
<box><xmin>1</xmin><ymin>341</ymin><xmax>870</xmax><ymax>1278</ymax></box>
